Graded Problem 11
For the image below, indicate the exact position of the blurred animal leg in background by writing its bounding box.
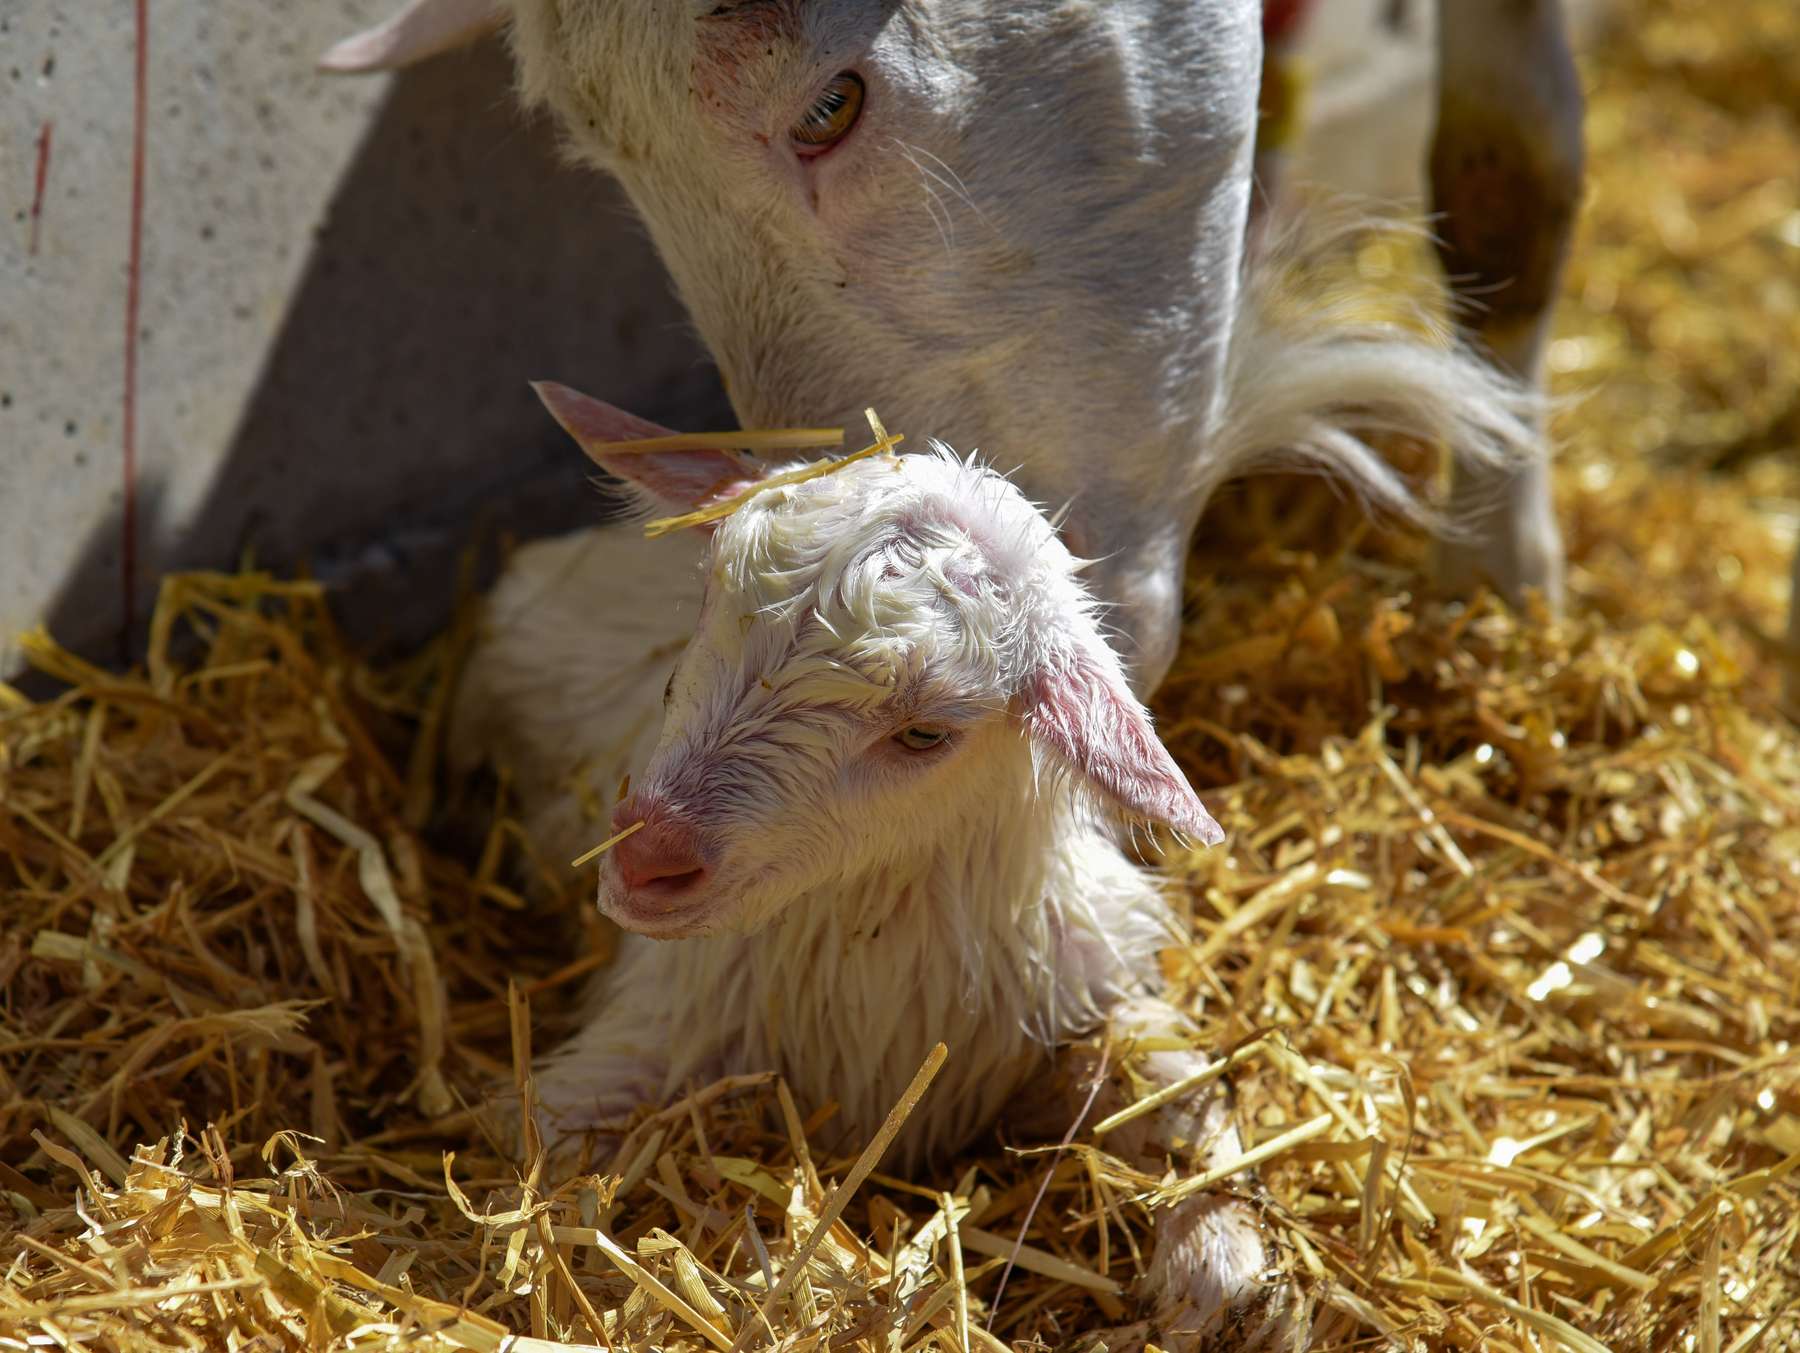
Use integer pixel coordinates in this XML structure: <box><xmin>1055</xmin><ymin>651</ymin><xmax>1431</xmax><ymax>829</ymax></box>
<box><xmin>1429</xmin><ymin>0</ymin><xmax>1586</xmax><ymax>609</ymax></box>
<box><xmin>1249</xmin><ymin>0</ymin><xmax>1319</xmax><ymax>241</ymax></box>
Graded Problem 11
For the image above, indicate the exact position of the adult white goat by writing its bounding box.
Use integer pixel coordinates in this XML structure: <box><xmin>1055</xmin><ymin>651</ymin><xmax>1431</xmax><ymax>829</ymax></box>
<box><xmin>456</xmin><ymin>230</ymin><xmax>1543</xmax><ymax>886</ymax></box>
<box><xmin>470</xmin><ymin>397</ymin><xmax>1302</xmax><ymax>1347</ymax></box>
<box><xmin>323</xmin><ymin>0</ymin><xmax>1585</xmax><ymax>698</ymax></box>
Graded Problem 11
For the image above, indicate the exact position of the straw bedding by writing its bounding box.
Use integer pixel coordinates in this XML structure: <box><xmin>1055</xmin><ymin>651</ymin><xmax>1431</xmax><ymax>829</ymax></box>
<box><xmin>4</xmin><ymin>1</ymin><xmax>1797</xmax><ymax>1348</ymax></box>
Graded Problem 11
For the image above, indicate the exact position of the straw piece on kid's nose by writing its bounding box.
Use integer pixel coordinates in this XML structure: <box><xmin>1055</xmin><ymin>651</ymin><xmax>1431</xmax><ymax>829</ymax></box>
<box><xmin>571</xmin><ymin>819</ymin><xmax>646</xmax><ymax>870</ymax></box>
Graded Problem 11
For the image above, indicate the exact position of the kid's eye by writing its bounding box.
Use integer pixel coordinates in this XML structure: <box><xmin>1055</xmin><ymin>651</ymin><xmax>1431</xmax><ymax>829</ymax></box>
<box><xmin>894</xmin><ymin>726</ymin><xmax>949</xmax><ymax>752</ymax></box>
<box><xmin>791</xmin><ymin>72</ymin><xmax>864</xmax><ymax>154</ymax></box>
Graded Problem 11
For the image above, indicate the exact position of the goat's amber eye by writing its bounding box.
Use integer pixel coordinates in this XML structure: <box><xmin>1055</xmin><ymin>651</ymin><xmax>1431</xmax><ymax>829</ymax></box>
<box><xmin>894</xmin><ymin>726</ymin><xmax>949</xmax><ymax>752</ymax></box>
<box><xmin>791</xmin><ymin>72</ymin><xmax>863</xmax><ymax>152</ymax></box>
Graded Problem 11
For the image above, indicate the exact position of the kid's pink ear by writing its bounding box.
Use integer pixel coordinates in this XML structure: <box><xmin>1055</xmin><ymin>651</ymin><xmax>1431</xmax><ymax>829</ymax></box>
<box><xmin>1022</xmin><ymin>650</ymin><xmax>1224</xmax><ymax>845</ymax></box>
<box><xmin>532</xmin><ymin>381</ymin><xmax>758</xmax><ymax>517</ymax></box>
<box><xmin>319</xmin><ymin>0</ymin><xmax>504</xmax><ymax>72</ymax></box>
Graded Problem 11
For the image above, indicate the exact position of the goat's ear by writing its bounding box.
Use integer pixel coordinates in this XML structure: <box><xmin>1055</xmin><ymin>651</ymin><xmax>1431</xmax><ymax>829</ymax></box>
<box><xmin>532</xmin><ymin>381</ymin><xmax>760</xmax><ymax>518</ymax></box>
<box><xmin>319</xmin><ymin>0</ymin><xmax>504</xmax><ymax>73</ymax></box>
<box><xmin>1021</xmin><ymin>648</ymin><xmax>1224</xmax><ymax>845</ymax></box>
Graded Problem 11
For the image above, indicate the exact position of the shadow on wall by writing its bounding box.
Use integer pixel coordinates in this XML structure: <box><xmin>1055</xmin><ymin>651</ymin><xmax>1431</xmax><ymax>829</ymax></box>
<box><xmin>40</xmin><ymin>36</ymin><xmax>729</xmax><ymax>681</ymax></box>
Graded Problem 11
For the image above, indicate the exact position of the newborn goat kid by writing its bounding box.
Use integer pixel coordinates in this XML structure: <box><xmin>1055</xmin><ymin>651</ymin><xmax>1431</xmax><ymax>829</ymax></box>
<box><xmin>469</xmin><ymin>395</ymin><xmax>1294</xmax><ymax>1346</ymax></box>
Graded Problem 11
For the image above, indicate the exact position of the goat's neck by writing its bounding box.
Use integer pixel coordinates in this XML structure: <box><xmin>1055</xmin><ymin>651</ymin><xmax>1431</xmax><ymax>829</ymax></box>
<box><xmin>624</xmin><ymin>780</ymin><xmax>1172</xmax><ymax>1167</ymax></box>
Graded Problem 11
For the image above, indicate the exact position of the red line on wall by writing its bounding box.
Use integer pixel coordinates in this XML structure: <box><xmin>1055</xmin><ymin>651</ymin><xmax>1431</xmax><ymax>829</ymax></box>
<box><xmin>28</xmin><ymin>120</ymin><xmax>52</xmax><ymax>256</ymax></box>
<box><xmin>122</xmin><ymin>1</ymin><xmax>148</xmax><ymax>663</ymax></box>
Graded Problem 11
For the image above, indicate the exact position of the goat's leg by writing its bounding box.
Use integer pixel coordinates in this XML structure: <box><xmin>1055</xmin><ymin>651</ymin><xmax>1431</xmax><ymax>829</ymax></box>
<box><xmin>1249</xmin><ymin>2</ymin><xmax>1318</xmax><ymax>244</ymax></box>
<box><xmin>1428</xmin><ymin>0</ymin><xmax>1584</xmax><ymax>609</ymax></box>
<box><xmin>530</xmin><ymin>1018</ymin><xmax>668</xmax><ymax>1144</ymax></box>
<box><xmin>499</xmin><ymin>948</ymin><xmax>687</xmax><ymax>1170</ymax></box>
<box><xmin>1019</xmin><ymin>997</ymin><xmax>1299</xmax><ymax>1353</ymax></box>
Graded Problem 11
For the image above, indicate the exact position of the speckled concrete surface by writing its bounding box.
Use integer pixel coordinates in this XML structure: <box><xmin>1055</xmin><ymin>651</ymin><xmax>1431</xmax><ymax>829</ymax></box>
<box><xmin>0</xmin><ymin>4</ymin><xmax>726</xmax><ymax>674</ymax></box>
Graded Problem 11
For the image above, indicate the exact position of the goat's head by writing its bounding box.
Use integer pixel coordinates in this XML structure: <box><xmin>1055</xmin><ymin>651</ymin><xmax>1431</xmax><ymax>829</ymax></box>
<box><xmin>321</xmin><ymin>1</ymin><xmax>1261</xmax><ymax>444</ymax></box>
<box><xmin>537</xmin><ymin>382</ymin><xmax>1222</xmax><ymax>940</ymax></box>
<box><xmin>324</xmin><ymin>1</ymin><xmax>1263</xmax><ymax>692</ymax></box>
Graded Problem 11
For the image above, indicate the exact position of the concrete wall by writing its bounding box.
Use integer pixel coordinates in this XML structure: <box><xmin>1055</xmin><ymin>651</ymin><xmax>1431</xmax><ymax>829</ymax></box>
<box><xmin>0</xmin><ymin>2</ymin><xmax>728</xmax><ymax>678</ymax></box>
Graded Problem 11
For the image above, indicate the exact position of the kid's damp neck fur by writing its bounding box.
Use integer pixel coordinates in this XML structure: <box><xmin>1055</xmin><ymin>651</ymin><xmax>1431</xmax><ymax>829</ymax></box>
<box><xmin>610</xmin><ymin>772</ymin><xmax>1173</xmax><ymax>1168</ymax></box>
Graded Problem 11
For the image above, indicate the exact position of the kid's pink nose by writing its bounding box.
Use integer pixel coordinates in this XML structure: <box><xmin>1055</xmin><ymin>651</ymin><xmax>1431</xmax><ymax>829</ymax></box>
<box><xmin>612</xmin><ymin>805</ymin><xmax>708</xmax><ymax>893</ymax></box>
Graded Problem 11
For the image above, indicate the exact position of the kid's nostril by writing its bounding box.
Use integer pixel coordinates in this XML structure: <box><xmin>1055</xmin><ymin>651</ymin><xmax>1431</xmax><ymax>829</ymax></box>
<box><xmin>614</xmin><ymin>823</ymin><xmax>708</xmax><ymax>893</ymax></box>
<box><xmin>621</xmin><ymin>857</ymin><xmax>707</xmax><ymax>892</ymax></box>
<box><xmin>638</xmin><ymin>865</ymin><xmax>706</xmax><ymax>893</ymax></box>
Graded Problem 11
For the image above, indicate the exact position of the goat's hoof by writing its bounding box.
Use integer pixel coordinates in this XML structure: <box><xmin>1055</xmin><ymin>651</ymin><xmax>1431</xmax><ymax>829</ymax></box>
<box><xmin>1142</xmin><ymin>1192</ymin><xmax>1305</xmax><ymax>1353</ymax></box>
<box><xmin>1433</xmin><ymin>525</ymin><xmax>1566</xmax><ymax>616</ymax></box>
<box><xmin>483</xmin><ymin>1087</ymin><xmax>635</xmax><ymax>1177</ymax></box>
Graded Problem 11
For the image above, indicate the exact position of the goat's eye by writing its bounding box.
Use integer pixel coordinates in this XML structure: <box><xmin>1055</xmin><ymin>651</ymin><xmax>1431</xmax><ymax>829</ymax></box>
<box><xmin>894</xmin><ymin>726</ymin><xmax>949</xmax><ymax>752</ymax></box>
<box><xmin>791</xmin><ymin>72</ymin><xmax>863</xmax><ymax>153</ymax></box>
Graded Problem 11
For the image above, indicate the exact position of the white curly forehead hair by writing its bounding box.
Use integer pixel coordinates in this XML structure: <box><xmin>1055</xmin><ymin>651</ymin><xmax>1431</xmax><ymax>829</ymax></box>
<box><xmin>702</xmin><ymin>448</ymin><xmax>1064</xmax><ymax>715</ymax></box>
<box><xmin>534</xmin><ymin>383</ymin><xmax>1220</xmax><ymax>937</ymax></box>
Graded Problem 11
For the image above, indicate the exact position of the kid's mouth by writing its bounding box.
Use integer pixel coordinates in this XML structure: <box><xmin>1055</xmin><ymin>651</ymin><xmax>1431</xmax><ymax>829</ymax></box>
<box><xmin>598</xmin><ymin>872</ymin><xmax>722</xmax><ymax>938</ymax></box>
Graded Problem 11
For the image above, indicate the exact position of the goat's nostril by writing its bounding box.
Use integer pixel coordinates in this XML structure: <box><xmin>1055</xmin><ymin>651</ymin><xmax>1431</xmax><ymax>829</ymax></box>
<box><xmin>615</xmin><ymin>833</ymin><xmax>707</xmax><ymax>892</ymax></box>
<box><xmin>642</xmin><ymin>866</ymin><xmax>706</xmax><ymax>893</ymax></box>
<box><xmin>609</xmin><ymin>796</ymin><xmax>709</xmax><ymax>897</ymax></box>
<box><xmin>621</xmin><ymin>861</ymin><xmax>708</xmax><ymax>896</ymax></box>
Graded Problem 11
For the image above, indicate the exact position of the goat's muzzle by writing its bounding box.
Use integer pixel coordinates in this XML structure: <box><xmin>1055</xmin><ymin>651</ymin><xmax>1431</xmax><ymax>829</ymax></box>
<box><xmin>601</xmin><ymin>796</ymin><xmax>717</xmax><ymax>934</ymax></box>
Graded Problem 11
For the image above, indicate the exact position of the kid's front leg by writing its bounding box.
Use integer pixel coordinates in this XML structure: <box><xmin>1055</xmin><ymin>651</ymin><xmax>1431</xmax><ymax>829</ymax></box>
<box><xmin>507</xmin><ymin>972</ymin><xmax>677</xmax><ymax>1170</ymax></box>
<box><xmin>1048</xmin><ymin>996</ymin><xmax>1300</xmax><ymax>1353</ymax></box>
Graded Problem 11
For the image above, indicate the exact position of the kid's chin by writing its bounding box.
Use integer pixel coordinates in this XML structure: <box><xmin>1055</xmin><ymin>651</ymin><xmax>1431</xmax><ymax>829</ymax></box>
<box><xmin>596</xmin><ymin>872</ymin><xmax>729</xmax><ymax>939</ymax></box>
